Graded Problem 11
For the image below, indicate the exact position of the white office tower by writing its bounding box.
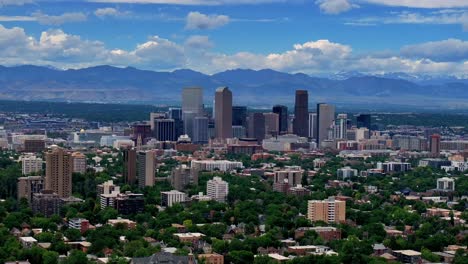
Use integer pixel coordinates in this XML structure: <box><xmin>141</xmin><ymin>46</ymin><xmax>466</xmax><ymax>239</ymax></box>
<box><xmin>182</xmin><ymin>87</ymin><xmax>204</xmax><ymax>138</ymax></box>
<box><xmin>335</xmin><ymin>114</ymin><xmax>347</xmax><ymax>140</ymax></box>
<box><xmin>308</xmin><ymin>113</ymin><xmax>317</xmax><ymax>139</ymax></box>
<box><xmin>207</xmin><ymin>176</ymin><xmax>229</xmax><ymax>202</ymax></box>
<box><xmin>193</xmin><ymin>117</ymin><xmax>209</xmax><ymax>144</ymax></box>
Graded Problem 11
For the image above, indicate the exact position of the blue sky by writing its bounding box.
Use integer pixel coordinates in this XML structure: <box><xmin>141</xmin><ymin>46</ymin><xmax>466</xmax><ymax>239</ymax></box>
<box><xmin>0</xmin><ymin>0</ymin><xmax>467</xmax><ymax>76</ymax></box>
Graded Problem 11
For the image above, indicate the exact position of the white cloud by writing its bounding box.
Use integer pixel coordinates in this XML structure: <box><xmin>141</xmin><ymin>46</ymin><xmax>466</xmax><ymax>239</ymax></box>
<box><xmin>0</xmin><ymin>12</ymin><xmax>87</xmax><ymax>25</ymax></box>
<box><xmin>401</xmin><ymin>39</ymin><xmax>468</xmax><ymax>62</ymax></box>
<box><xmin>0</xmin><ymin>24</ymin><xmax>466</xmax><ymax>76</ymax></box>
<box><xmin>316</xmin><ymin>0</ymin><xmax>358</xmax><ymax>14</ymax></box>
<box><xmin>0</xmin><ymin>15</ymin><xmax>36</xmax><ymax>22</ymax></box>
<box><xmin>32</xmin><ymin>11</ymin><xmax>87</xmax><ymax>25</ymax></box>
<box><xmin>94</xmin><ymin>7</ymin><xmax>130</xmax><ymax>18</ymax></box>
<box><xmin>185</xmin><ymin>11</ymin><xmax>229</xmax><ymax>30</ymax></box>
<box><xmin>348</xmin><ymin>10</ymin><xmax>468</xmax><ymax>31</ymax></box>
<box><xmin>132</xmin><ymin>36</ymin><xmax>186</xmax><ymax>68</ymax></box>
<box><xmin>184</xmin><ymin>35</ymin><xmax>213</xmax><ymax>49</ymax></box>
<box><xmin>88</xmin><ymin>0</ymin><xmax>286</xmax><ymax>5</ymax></box>
<box><xmin>362</xmin><ymin>0</ymin><xmax>468</xmax><ymax>9</ymax></box>
<box><xmin>0</xmin><ymin>0</ymin><xmax>33</xmax><ymax>7</ymax></box>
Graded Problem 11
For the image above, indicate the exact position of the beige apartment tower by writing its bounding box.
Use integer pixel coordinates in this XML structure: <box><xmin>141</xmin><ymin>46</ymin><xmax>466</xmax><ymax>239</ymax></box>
<box><xmin>307</xmin><ymin>197</ymin><xmax>346</xmax><ymax>223</ymax></box>
<box><xmin>45</xmin><ymin>147</ymin><xmax>73</xmax><ymax>198</ymax></box>
<box><xmin>214</xmin><ymin>87</ymin><xmax>233</xmax><ymax>139</ymax></box>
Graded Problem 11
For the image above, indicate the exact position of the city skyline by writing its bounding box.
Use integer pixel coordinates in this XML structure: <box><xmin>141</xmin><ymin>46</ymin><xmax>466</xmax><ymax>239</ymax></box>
<box><xmin>0</xmin><ymin>1</ymin><xmax>466</xmax><ymax>76</ymax></box>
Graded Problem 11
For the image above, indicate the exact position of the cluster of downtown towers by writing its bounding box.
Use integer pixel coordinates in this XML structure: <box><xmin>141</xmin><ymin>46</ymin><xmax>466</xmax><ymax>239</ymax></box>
<box><xmin>156</xmin><ymin>87</ymin><xmax>356</xmax><ymax>147</ymax></box>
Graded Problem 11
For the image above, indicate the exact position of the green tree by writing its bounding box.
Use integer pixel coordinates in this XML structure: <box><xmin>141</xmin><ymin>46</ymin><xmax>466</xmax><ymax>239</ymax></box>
<box><xmin>62</xmin><ymin>250</ymin><xmax>88</xmax><ymax>264</ymax></box>
<box><xmin>43</xmin><ymin>251</ymin><xmax>59</xmax><ymax>264</ymax></box>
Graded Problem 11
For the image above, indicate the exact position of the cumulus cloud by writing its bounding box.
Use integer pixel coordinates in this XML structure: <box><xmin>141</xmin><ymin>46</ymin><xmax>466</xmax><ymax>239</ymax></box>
<box><xmin>0</xmin><ymin>24</ymin><xmax>466</xmax><ymax>76</ymax></box>
<box><xmin>401</xmin><ymin>39</ymin><xmax>468</xmax><ymax>62</ymax></box>
<box><xmin>94</xmin><ymin>7</ymin><xmax>130</xmax><ymax>18</ymax></box>
<box><xmin>185</xmin><ymin>11</ymin><xmax>229</xmax><ymax>30</ymax></box>
<box><xmin>316</xmin><ymin>0</ymin><xmax>357</xmax><ymax>15</ymax></box>
<box><xmin>32</xmin><ymin>11</ymin><xmax>87</xmax><ymax>25</ymax></box>
<box><xmin>184</xmin><ymin>35</ymin><xmax>213</xmax><ymax>50</ymax></box>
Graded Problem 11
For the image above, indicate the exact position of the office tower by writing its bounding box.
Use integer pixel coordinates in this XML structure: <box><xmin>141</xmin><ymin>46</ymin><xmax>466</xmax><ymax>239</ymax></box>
<box><xmin>123</xmin><ymin>148</ymin><xmax>137</xmax><ymax>185</ymax></box>
<box><xmin>232</xmin><ymin>125</ymin><xmax>246</xmax><ymax>138</ymax></box>
<box><xmin>430</xmin><ymin>134</ymin><xmax>441</xmax><ymax>155</ymax></box>
<box><xmin>207</xmin><ymin>121</ymin><xmax>215</xmax><ymax>139</ymax></box>
<box><xmin>168</xmin><ymin>107</ymin><xmax>182</xmax><ymax>120</ymax></box>
<box><xmin>248</xmin><ymin>112</ymin><xmax>266</xmax><ymax>143</ymax></box>
<box><xmin>356</xmin><ymin>114</ymin><xmax>371</xmax><ymax>129</ymax></box>
<box><xmin>207</xmin><ymin>176</ymin><xmax>229</xmax><ymax>202</ymax></box>
<box><xmin>168</xmin><ymin>108</ymin><xmax>184</xmax><ymax>138</ymax></box>
<box><xmin>22</xmin><ymin>155</ymin><xmax>43</xmax><ymax>175</ymax></box>
<box><xmin>45</xmin><ymin>147</ymin><xmax>72</xmax><ymax>198</ymax></box>
<box><xmin>183</xmin><ymin>111</ymin><xmax>198</xmax><ymax>139</ymax></box>
<box><xmin>293</xmin><ymin>90</ymin><xmax>309</xmax><ymax>137</ymax></box>
<box><xmin>150</xmin><ymin>112</ymin><xmax>166</xmax><ymax>131</ymax></box>
<box><xmin>193</xmin><ymin>117</ymin><xmax>209</xmax><ymax>144</ymax></box>
<box><xmin>171</xmin><ymin>165</ymin><xmax>191</xmax><ymax>191</ymax></box>
<box><xmin>273</xmin><ymin>105</ymin><xmax>288</xmax><ymax>134</ymax></box>
<box><xmin>161</xmin><ymin>190</ymin><xmax>187</xmax><ymax>207</ymax></box>
<box><xmin>335</xmin><ymin>114</ymin><xmax>347</xmax><ymax>140</ymax></box>
<box><xmin>132</xmin><ymin>123</ymin><xmax>152</xmax><ymax>145</ymax></box>
<box><xmin>71</xmin><ymin>152</ymin><xmax>86</xmax><ymax>174</ymax></box>
<box><xmin>182</xmin><ymin>87</ymin><xmax>204</xmax><ymax>139</ymax></box>
<box><xmin>264</xmin><ymin>112</ymin><xmax>279</xmax><ymax>137</ymax></box>
<box><xmin>232</xmin><ymin>106</ymin><xmax>247</xmax><ymax>127</ymax></box>
<box><xmin>307</xmin><ymin>197</ymin><xmax>346</xmax><ymax>224</ymax></box>
<box><xmin>17</xmin><ymin>176</ymin><xmax>44</xmax><ymax>203</ymax></box>
<box><xmin>115</xmin><ymin>192</ymin><xmax>145</xmax><ymax>215</ymax></box>
<box><xmin>23</xmin><ymin>139</ymin><xmax>45</xmax><ymax>153</ymax></box>
<box><xmin>137</xmin><ymin>150</ymin><xmax>155</xmax><ymax>188</ymax></box>
<box><xmin>308</xmin><ymin>113</ymin><xmax>317</xmax><ymax>139</ymax></box>
<box><xmin>317</xmin><ymin>103</ymin><xmax>335</xmax><ymax>147</ymax></box>
<box><xmin>214</xmin><ymin>87</ymin><xmax>233</xmax><ymax>139</ymax></box>
<box><xmin>154</xmin><ymin>119</ymin><xmax>176</xmax><ymax>141</ymax></box>
<box><xmin>32</xmin><ymin>190</ymin><xmax>61</xmax><ymax>217</ymax></box>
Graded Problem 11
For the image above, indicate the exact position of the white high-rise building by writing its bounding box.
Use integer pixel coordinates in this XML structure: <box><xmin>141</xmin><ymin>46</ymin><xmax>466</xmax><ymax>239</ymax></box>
<box><xmin>207</xmin><ymin>177</ymin><xmax>229</xmax><ymax>202</ymax></box>
<box><xmin>182</xmin><ymin>87</ymin><xmax>204</xmax><ymax>139</ymax></box>
<box><xmin>21</xmin><ymin>155</ymin><xmax>43</xmax><ymax>175</ymax></box>
<box><xmin>308</xmin><ymin>113</ymin><xmax>317</xmax><ymax>139</ymax></box>
<box><xmin>335</xmin><ymin>114</ymin><xmax>347</xmax><ymax>140</ymax></box>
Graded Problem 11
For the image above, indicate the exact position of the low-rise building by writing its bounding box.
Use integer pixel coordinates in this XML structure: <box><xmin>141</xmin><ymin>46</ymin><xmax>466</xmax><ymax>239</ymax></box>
<box><xmin>161</xmin><ymin>190</ymin><xmax>187</xmax><ymax>207</ymax></box>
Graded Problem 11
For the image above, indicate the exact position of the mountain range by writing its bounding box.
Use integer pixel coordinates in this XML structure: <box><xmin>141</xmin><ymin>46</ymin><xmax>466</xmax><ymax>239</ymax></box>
<box><xmin>0</xmin><ymin>65</ymin><xmax>467</xmax><ymax>109</ymax></box>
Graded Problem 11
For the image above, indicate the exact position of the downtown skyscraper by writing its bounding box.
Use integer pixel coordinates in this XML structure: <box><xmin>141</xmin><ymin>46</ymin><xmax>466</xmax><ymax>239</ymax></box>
<box><xmin>182</xmin><ymin>87</ymin><xmax>203</xmax><ymax>139</ymax></box>
<box><xmin>317</xmin><ymin>103</ymin><xmax>335</xmax><ymax>147</ymax></box>
<box><xmin>214</xmin><ymin>87</ymin><xmax>233</xmax><ymax>139</ymax></box>
<box><xmin>293</xmin><ymin>90</ymin><xmax>309</xmax><ymax>137</ymax></box>
<box><xmin>273</xmin><ymin>105</ymin><xmax>288</xmax><ymax>134</ymax></box>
